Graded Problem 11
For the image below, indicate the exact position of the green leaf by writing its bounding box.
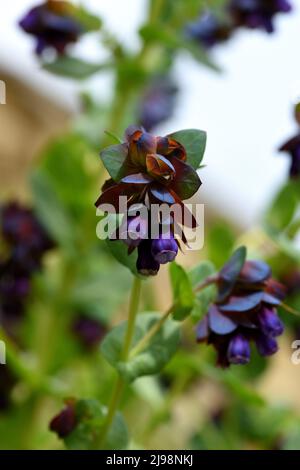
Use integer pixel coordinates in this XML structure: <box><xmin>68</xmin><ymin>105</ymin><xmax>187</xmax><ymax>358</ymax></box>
<box><xmin>218</xmin><ymin>246</ymin><xmax>247</xmax><ymax>302</ymax></box>
<box><xmin>265</xmin><ymin>182</ymin><xmax>298</xmax><ymax>231</ymax></box>
<box><xmin>64</xmin><ymin>399</ymin><xmax>128</xmax><ymax>450</ymax></box>
<box><xmin>30</xmin><ymin>170</ymin><xmax>75</xmax><ymax>246</ymax></box>
<box><xmin>169</xmin><ymin>129</ymin><xmax>207</xmax><ymax>170</ymax></box>
<box><xmin>104</xmin><ymin>130</ymin><xmax>123</xmax><ymax>144</ymax></box>
<box><xmin>171</xmin><ymin>160</ymin><xmax>202</xmax><ymax>200</ymax></box>
<box><xmin>101</xmin><ymin>313</ymin><xmax>180</xmax><ymax>382</ymax></box>
<box><xmin>100</xmin><ymin>144</ymin><xmax>128</xmax><ymax>181</ymax></box>
<box><xmin>139</xmin><ymin>24</ymin><xmax>219</xmax><ymax>71</ymax></box>
<box><xmin>72</xmin><ymin>5</ymin><xmax>102</xmax><ymax>32</ymax></box>
<box><xmin>199</xmin><ymin>362</ymin><xmax>266</xmax><ymax>407</ymax></box>
<box><xmin>188</xmin><ymin>261</ymin><xmax>217</xmax><ymax>322</ymax></box>
<box><xmin>169</xmin><ymin>263</ymin><xmax>194</xmax><ymax>320</ymax></box>
<box><xmin>43</xmin><ymin>57</ymin><xmax>111</xmax><ymax>79</ymax></box>
<box><xmin>106</xmin><ymin>239</ymin><xmax>141</xmax><ymax>278</ymax></box>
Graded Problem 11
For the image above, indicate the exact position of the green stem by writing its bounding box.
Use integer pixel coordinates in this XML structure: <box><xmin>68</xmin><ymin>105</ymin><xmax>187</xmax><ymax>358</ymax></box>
<box><xmin>98</xmin><ymin>276</ymin><xmax>142</xmax><ymax>447</ymax></box>
<box><xmin>130</xmin><ymin>275</ymin><xmax>217</xmax><ymax>359</ymax></box>
<box><xmin>121</xmin><ymin>277</ymin><xmax>142</xmax><ymax>360</ymax></box>
<box><xmin>0</xmin><ymin>327</ymin><xmax>69</xmax><ymax>397</ymax></box>
<box><xmin>130</xmin><ymin>306</ymin><xmax>172</xmax><ymax>359</ymax></box>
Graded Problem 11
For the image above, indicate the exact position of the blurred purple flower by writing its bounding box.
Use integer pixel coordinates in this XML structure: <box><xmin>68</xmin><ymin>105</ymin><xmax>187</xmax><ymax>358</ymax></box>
<box><xmin>19</xmin><ymin>0</ymin><xmax>83</xmax><ymax>55</ymax></box>
<box><xmin>49</xmin><ymin>399</ymin><xmax>77</xmax><ymax>438</ymax></box>
<box><xmin>72</xmin><ymin>314</ymin><xmax>107</xmax><ymax>349</ymax></box>
<box><xmin>185</xmin><ymin>11</ymin><xmax>232</xmax><ymax>48</ymax></box>
<box><xmin>138</xmin><ymin>77</ymin><xmax>178</xmax><ymax>131</ymax></box>
<box><xmin>228</xmin><ymin>0</ymin><xmax>292</xmax><ymax>33</ymax></box>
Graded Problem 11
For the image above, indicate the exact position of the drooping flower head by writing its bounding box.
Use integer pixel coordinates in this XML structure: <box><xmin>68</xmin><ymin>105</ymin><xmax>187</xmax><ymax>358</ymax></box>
<box><xmin>279</xmin><ymin>103</ymin><xmax>300</xmax><ymax>179</ymax></box>
<box><xmin>228</xmin><ymin>0</ymin><xmax>292</xmax><ymax>33</ymax></box>
<box><xmin>185</xmin><ymin>10</ymin><xmax>232</xmax><ymax>48</ymax></box>
<box><xmin>19</xmin><ymin>0</ymin><xmax>100</xmax><ymax>55</ymax></box>
<box><xmin>96</xmin><ymin>126</ymin><xmax>205</xmax><ymax>276</ymax></box>
<box><xmin>196</xmin><ymin>247</ymin><xmax>286</xmax><ymax>367</ymax></box>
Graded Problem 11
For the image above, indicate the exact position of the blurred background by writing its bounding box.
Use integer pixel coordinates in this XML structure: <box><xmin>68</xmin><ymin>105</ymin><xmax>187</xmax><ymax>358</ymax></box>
<box><xmin>1</xmin><ymin>0</ymin><xmax>300</xmax><ymax>450</ymax></box>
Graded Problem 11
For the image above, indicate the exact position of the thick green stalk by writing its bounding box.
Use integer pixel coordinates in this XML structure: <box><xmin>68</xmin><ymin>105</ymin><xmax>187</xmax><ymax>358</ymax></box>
<box><xmin>98</xmin><ymin>276</ymin><xmax>142</xmax><ymax>447</ymax></box>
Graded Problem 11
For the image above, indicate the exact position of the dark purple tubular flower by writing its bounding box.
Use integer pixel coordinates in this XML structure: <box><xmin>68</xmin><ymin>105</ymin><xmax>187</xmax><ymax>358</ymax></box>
<box><xmin>19</xmin><ymin>0</ymin><xmax>84</xmax><ymax>55</ymax></box>
<box><xmin>185</xmin><ymin>11</ymin><xmax>232</xmax><ymax>48</ymax></box>
<box><xmin>137</xmin><ymin>240</ymin><xmax>160</xmax><ymax>276</ymax></box>
<box><xmin>196</xmin><ymin>247</ymin><xmax>286</xmax><ymax>367</ymax></box>
<box><xmin>228</xmin><ymin>0</ymin><xmax>292</xmax><ymax>33</ymax></box>
<box><xmin>151</xmin><ymin>232</ymin><xmax>178</xmax><ymax>264</ymax></box>
<box><xmin>72</xmin><ymin>314</ymin><xmax>107</xmax><ymax>350</ymax></box>
<box><xmin>227</xmin><ymin>333</ymin><xmax>251</xmax><ymax>364</ymax></box>
<box><xmin>49</xmin><ymin>399</ymin><xmax>77</xmax><ymax>438</ymax></box>
<box><xmin>138</xmin><ymin>77</ymin><xmax>178</xmax><ymax>132</ymax></box>
<box><xmin>279</xmin><ymin>134</ymin><xmax>300</xmax><ymax>178</ymax></box>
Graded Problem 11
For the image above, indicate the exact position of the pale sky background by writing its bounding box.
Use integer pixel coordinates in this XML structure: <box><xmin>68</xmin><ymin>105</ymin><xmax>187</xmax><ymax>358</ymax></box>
<box><xmin>1</xmin><ymin>0</ymin><xmax>300</xmax><ymax>228</ymax></box>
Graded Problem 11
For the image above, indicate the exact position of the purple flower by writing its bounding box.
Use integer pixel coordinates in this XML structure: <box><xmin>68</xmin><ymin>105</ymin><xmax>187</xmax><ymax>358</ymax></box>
<box><xmin>228</xmin><ymin>0</ymin><xmax>292</xmax><ymax>33</ymax></box>
<box><xmin>72</xmin><ymin>314</ymin><xmax>107</xmax><ymax>349</ymax></box>
<box><xmin>138</xmin><ymin>77</ymin><xmax>178</xmax><ymax>131</ymax></box>
<box><xmin>1</xmin><ymin>202</ymin><xmax>54</xmax><ymax>257</ymax></box>
<box><xmin>137</xmin><ymin>240</ymin><xmax>160</xmax><ymax>276</ymax></box>
<box><xmin>227</xmin><ymin>333</ymin><xmax>251</xmax><ymax>364</ymax></box>
<box><xmin>0</xmin><ymin>202</ymin><xmax>54</xmax><ymax>330</ymax></box>
<box><xmin>185</xmin><ymin>11</ymin><xmax>232</xmax><ymax>48</ymax></box>
<box><xmin>49</xmin><ymin>400</ymin><xmax>77</xmax><ymax>438</ymax></box>
<box><xmin>255</xmin><ymin>332</ymin><xmax>278</xmax><ymax>356</ymax></box>
<box><xmin>151</xmin><ymin>233</ymin><xmax>178</xmax><ymax>264</ymax></box>
<box><xmin>196</xmin><ymin>247</ymin><xmax>286</xmax><ymax>367</ymax></box>
<box><xmin>257</xmin><ymin>306</ymin><xmax>284</xmax><ymax>337</ymax></box>
<box><xmin>19</xmin><ymin>0</ymin><xmax>84</xmax><ymax>55</ymax></box>
<box><xmin>279</xmin><ymin>134</ymin><xmax>300</xmax><ymax>178</ymax></box>
<box><xmin>96</xmin><ymin>126</ymin><xmax>201</xmax><ymax>276</ymax></box>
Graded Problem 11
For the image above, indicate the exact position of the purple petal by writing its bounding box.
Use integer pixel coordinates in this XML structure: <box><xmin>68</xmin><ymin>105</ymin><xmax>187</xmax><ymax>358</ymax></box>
<box><xmin>196</xmin><ymin>316</ymin><xmax>209</xmax><ymax>342</ymax></box>
<box><xmin>208</xmin><ymin>305</ymin><xmax>237</xmax><ymax>335</ymax></box>
<box><xmin>219</xmin><ymin>291</ymin><xmax>263</xmax><ymax>313</ymax></box>
<box><xmin>238</xmin><ymin>260</ymin><xmax>271</xmax><ymax>283</ymax></box>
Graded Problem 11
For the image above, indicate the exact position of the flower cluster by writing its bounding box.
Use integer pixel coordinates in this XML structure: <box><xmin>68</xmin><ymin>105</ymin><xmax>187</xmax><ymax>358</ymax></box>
<box><xmin>138</xmin><ymin>76</ymin><xmax>178</xmax><ymax>131</ymax></box>
<box><xmin>185</xmin><ymin>11</ymin><xmax>232</xmax><ymax>48</ymax></box>
<box><xmin>19</xmin><ymin>0</ymin><xmax>85</xmax><ymax>55</ymax></box>
<box><xmin>229</xmin><ymin>0</ymin><xmax>292</xmax><ymax>34</ymax></box>
<box><xmin>186</xmin><ymin>1</ymin><xmax>292</xmax><ymax>49</ymax></box>
<box><xmin>96</xmin><ymin>126</ymin><xmax>202</xmax><ymax>276</ymax></box>
<box><xmin>0</xmin><ymin>202</ymin><xmax>54</xmax><ymax>331</ymax></box>
<box><xmin>196</xmin><ymin>247</ymin><xmax>286</xmax><ymax>367</ymax></box>
<box><xmin>279</xmin><ymin>103</ymin><xmax>300</xmax><ymax>179</ymax></box>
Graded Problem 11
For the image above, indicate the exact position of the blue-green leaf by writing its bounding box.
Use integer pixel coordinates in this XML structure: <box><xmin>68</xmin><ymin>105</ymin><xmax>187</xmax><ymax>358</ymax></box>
<box><xmin>169</xmin><ymin>129</ymin><xmax>207</xmax><ymax>170</ymax></box>
<box><xmin>169</xmin><ymin>263</ymin><xmax>195</xmax><ymax>320</ymax></box>
<box><xmin>101</xmin><ymin>313</ymin><xmax>180</xmax><ymax>382</ymax></box>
